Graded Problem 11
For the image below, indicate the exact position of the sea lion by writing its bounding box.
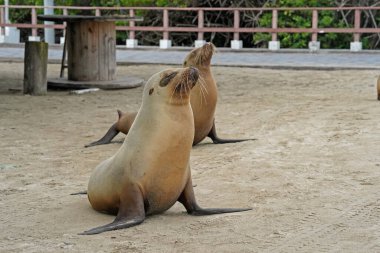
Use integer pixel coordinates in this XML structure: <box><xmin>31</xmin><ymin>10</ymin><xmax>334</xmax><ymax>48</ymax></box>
<box><xmin>85</xmin><ymin>42</ymin><xmax>253</xmax><ymax>147</ymax></box>
<box><xmin>80</xmin><ymin>67</ymin><xmax>251</xmax><ymax>235</ymax></box>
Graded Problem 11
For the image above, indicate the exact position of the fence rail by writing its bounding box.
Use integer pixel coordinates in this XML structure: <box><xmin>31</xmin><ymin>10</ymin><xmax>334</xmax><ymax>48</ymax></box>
<box><xmin>1</xmin><ymin>5</ymin><xmax>380</xmax><ymax>50</ymax></box>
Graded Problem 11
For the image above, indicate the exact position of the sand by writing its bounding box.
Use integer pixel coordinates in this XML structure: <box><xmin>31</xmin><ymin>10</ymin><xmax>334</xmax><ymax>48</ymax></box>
<box><xmin>0</xmin><ymin>62</ymin><xmax>379</xmax><ymax>252</ymax></box>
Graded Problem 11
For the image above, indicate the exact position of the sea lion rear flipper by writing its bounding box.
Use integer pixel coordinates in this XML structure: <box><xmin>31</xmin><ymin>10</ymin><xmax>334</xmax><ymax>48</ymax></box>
<box><xmin>80</xmin><ymin>183</ymin><xmax>145</xmax><ymax>235</ymax></box>
<box><xmin>178</xmin><ymin>176</ymin><xmax>252</xmax><ymax>216</ymax></box>
<box><xmin>70</xmin><ymin>191</ymin><xmax>87</xmax><ymax>195</ymax></box>
<box><xmin>207</xmin><ymin>121</ymin><xmax>256</xmax><ymax>144</ymax></box>
<box><xmin>84</xmin><ymin>123</ymin><xmax>120</xmax><ymax>148</ymax></box>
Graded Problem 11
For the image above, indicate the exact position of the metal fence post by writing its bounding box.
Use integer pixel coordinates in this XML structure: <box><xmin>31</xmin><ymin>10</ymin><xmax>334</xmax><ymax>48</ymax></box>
<box><xmin>0</xmin><ymin>7</ymin><xmax>4</xmax><ymax>35</ymax></box>
<box><xmin>32</xmin><ymin>7</ymin><xmax>37</xmax><ymax>37</ymax></box>
<box><xmin>126</xmin><ymin>9</ymin><xmax>138</xmax><ymax>48</ymax></box>
<box><xmin>233</xmin><ymin>9</ymin><xmax>239</xmax><ymax>41</ymax></box>
<box><xmin>269</xmin><ymin>9</ymin><xmax>280</xmax><ymax>50</ymax></box>
<box><xmin>29</xmin><ymin>7</ymin><xmax>40</xmax><ymax>41</ymax></box>
<box><xmin>350</xmin><ymin>9</ymin><xmax>362</xmax><ymax>51</ymax></box>
<box><xmin>231</xmin><ymin>9</ymin><xmax>242</xmax><ymax>49</ymax></box>
<box><xmin>309</xmin><ymin>9</ymin><xmax>320</xmax><ymax>51</ymax></box>
<box><xmin>198</xmin><ymin>9</ymin><xmax>204</xmax><ymax>40</ymax></box>
<box><xmin>195</xmin><ymin>9</ymin><xmax>205</xmax><ymax>47</ymax></box>
<box><xmin>129</xmin><ymin>9</ymin><xmax>135</xmax><ymax>40</ymax></box>
<box><xmin>160</xmin><ymin>8</ymin><xmax>171</xmax><ymax>48</ymax></box>
<box><xmin>271</xmin><ymin>9</ymin><xmax>278</xmax><ymax>41</ymax></box>
<box><xmin>95</xmin><ymin>8</ymin><xmax>101</xmax><ymax>16</ymax></box>
<box><xmin>311</xmin><ymin>10</ymin><xmax>318</xmax><ymax>42</ymax></box>
<box><xmin>163</xmin><ymin>9</ymin><xmax>169</xmax><ymax>40</ymax></box>
<box><xmin>354</xmin><ymin>9</ymin><xmax>361</xmax><ymax>42</ymax></box>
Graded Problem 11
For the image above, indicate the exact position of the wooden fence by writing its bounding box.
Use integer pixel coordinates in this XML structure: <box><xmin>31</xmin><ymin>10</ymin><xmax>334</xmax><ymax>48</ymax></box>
<box><xmin>1</xmin><ymin>5</ymin><xmax>380</xmax><ymax>49</ymax></box>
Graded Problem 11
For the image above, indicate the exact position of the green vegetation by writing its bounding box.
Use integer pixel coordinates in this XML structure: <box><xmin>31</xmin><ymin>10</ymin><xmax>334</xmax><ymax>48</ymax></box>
<box><xmin>1</xmin><ymin>0</ymin><xmax>379</xmax><ymax>49</ymax></box>
<box><xmin>253</xmin><ymin>0</ymin><xmax>356</xmax><ymax>49</ymax></box>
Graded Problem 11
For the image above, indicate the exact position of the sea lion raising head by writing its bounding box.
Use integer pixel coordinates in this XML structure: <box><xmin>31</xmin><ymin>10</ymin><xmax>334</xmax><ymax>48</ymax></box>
<box><xmin>85</xmin><ymin>42</ymin><xmax>254</xmax><ymax>147</ymax></box>
<box><xmin>80</xmin><ymin>67</ymin><xmax>251</xmax><ymax>235</ymax></box>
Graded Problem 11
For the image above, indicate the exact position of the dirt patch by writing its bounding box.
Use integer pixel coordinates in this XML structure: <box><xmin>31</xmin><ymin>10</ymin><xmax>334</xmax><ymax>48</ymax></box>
<box><xmin>0</xmin><ymin>62</ymin><xmax>379</xmax><ymax>252</ymax></box>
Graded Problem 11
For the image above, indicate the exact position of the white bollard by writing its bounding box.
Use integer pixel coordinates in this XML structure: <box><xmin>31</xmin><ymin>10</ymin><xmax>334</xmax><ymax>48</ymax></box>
<box><xmin>309</xmin><ymin>41</ymin><xmax>320</xmax><ymax>51</ymax></box>
<box><xmin>159</xmin><ymin>39</ymin><xmax>172</xmax><ymax>49</ymax></box>
<box><xmin>269</xmin><ymin>41</ymin><xmax>280</xmax><ymax>51</ymax></box>
<box><xmin>126</xmin><ymin>39</ymin><xmax>138</xmax><ymax>48</ymax></box>
<box><xmin>195</xmin><ymin>40</ymin><xmax>206</xmax><ymax>48</ymax></box>
<box><xmin>350</xmin><ymin>42</ymin><xmax>362</xmax><ymax>52</ymax></box>
<box><xmin>230</xmin><ymin>40</ymin><xmax>243</xmax><ymax>49</ymax></box>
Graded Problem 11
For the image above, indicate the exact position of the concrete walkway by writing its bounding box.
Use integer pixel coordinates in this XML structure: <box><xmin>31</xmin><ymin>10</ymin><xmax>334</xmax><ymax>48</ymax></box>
<box><xmin>0</xmin><ymin>44</ymin><xmax>379</xmax><ymax>70</ymax></box>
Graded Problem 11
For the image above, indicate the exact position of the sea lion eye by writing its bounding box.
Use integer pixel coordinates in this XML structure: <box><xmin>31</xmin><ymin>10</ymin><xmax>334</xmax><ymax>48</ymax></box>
<box><xmin>159</xmin><ymin>71</ymin><xmax>178</xmax><ymax>87</ymax></box>
<box><xmin>184</xmin><ymin>60</ymin><xmax>187</xmax><ymax>65</ymax></box>
<box><xmin>149</xmin><ymin>88</ymin><xmax>154</xmax><ymax>95</ymax></box>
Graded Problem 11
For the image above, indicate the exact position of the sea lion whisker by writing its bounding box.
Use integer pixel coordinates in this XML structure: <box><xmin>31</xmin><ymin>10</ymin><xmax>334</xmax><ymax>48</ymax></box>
<box><xmin>178</xmin><ymin>80</ymin><xmax>184</xmax><ymax>102</ymax></box>
<box><xmin>198</xmin><ymin>85</ymin><xmax>205</xmax><ymax>106</ymax></box>
<box><xmin>170</xmin><ymin>80</ymin><xmax>178</xmax><ymax>104</ymax></box>
<box><xmin>198</xmin><ymin>75</ymin><xmax>208</xmax><ymax>95</ymax></box>
<box><xmin>195</xmin><ymin>51</ymin><xmax>203</xmax><ymax>66</ymax></box>
<box><xmin>197</xmin><ymin>75</ymin><xmax>208</xmax><ymax>106</ymax></box>
<box><xmin>201</xmin><ymin>84</ymin><xmax>207</xmax><ymax>105</ymax></box>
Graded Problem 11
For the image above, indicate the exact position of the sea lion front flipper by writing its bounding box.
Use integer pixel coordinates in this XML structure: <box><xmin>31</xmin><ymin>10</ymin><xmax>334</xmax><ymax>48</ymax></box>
<box><xmin>178</xmin><ymin>175</ymin><xmax>252</xmax><ymax>216</ymax></box>
<box><xmin>80</xmin><ymin>183</ymin><xmax>145</xmax><ymax>235</ymax></box>
<box><xmin>85</xmin><ymin>123</ymin><xmax>120</xmax><ymax>148</ymax></box>
<box><xmin>207</xmin><ymin>120</ymin><xmax>256</xmax><ymax>144</ymax></box>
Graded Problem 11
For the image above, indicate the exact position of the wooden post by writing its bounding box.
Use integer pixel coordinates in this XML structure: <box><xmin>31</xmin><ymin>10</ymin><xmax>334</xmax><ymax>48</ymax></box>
<box><xmin>23</xmin><ymin>41</ymin><xmax>48</xmax><ymax>95</ymax></box>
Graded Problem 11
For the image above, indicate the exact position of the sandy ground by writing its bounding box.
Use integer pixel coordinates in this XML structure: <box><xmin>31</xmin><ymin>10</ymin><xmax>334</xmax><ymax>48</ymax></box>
<box><xmin>0</xmin><ymin>62</ymin><xmax>379</xmax><ymax>253</ymax></box>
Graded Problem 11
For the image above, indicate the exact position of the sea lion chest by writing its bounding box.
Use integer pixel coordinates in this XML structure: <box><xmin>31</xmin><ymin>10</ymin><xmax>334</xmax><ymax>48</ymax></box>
<box><xmin>88</xmin><ymin>103</ymin><xmax>194</xmax><ymax>215</ymax></box>
<box><xmin>191</xmin><ymin>69</ymin><xmax>217</xmax><ymax>145</ymax></box>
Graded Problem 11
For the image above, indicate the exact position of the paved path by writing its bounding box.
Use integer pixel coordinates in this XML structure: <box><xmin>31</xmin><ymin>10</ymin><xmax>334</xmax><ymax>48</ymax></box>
<box><xmin>0</xmin><ymin>45</ymin><xmax>379</xmax><ymax>70</ymax></box>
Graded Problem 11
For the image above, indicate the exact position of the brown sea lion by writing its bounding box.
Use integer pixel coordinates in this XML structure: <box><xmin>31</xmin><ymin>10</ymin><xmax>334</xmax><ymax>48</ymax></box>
<box><xmin>80</xmin><ymin>67</ymin><xmax>251</xmax><ymax>235</ymax></box>
<box><xmin>85</xmin><ymin>42</ymin><xmax>253</xmax><ymax>148</ymax></box>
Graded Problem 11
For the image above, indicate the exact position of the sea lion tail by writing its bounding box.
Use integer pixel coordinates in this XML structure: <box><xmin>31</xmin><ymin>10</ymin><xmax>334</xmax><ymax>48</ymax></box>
<box><xmin>84</xmin><ymin>123</ymin><xmax>120</xmax><ymax>148</ymax></box>
<box><xmin>207</xmin><ymin>122</ymin><xmax>256</xmax><ymax>144</ymax></box>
